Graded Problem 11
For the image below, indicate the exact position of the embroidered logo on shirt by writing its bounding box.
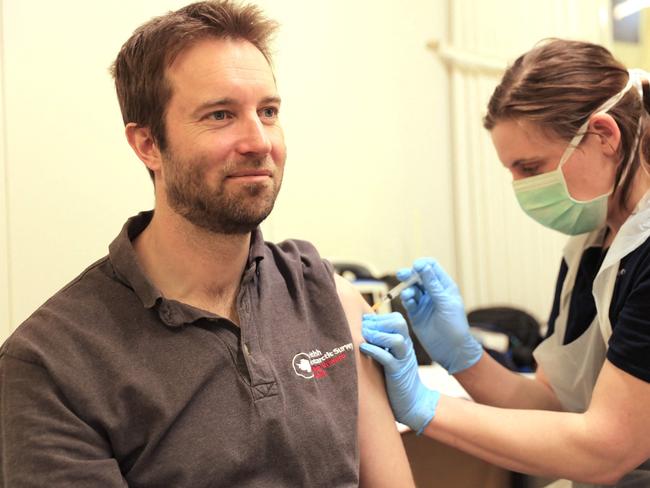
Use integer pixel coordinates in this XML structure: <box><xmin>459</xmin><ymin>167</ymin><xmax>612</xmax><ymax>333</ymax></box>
<box><xmin>292</xmin><ymin>342</ymin><xmax>353</xmax><ymax>379</ymax></box>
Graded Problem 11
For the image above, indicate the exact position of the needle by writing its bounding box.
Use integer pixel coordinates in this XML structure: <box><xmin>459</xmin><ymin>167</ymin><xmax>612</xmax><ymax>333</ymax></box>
<box><xmin>371</xmin><ymin>274</ymin><xmax>420</xmax><ymax>312</ymax></box>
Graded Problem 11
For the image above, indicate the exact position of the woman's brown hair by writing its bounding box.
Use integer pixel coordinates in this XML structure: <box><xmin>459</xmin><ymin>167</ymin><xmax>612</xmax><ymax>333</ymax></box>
<box><xmin>484</xmin><ymin>39</ymin><xmax>650</xmax><ymax>210</ymax></box>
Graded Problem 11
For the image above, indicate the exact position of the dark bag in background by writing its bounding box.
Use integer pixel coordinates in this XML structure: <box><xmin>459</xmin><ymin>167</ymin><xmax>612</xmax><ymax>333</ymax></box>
<box><xmin>467</xmin><ymin>306</ymin><xmax>543</xmax><ymax>372</ymax></box>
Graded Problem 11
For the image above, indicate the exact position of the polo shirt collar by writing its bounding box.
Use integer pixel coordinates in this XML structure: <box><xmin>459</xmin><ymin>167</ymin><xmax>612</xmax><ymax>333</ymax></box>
<box><xmin>108</xmin><ymin>211</ymin><xmax>266</xmax><ymax>326</ymax></box>
<box><xmin>109</xmin><ymin>211</ymin><xmax>161</xmax><ymax>309</ymax></box>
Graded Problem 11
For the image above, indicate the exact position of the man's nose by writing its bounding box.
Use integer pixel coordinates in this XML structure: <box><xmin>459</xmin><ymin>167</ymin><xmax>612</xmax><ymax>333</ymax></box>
<box><xmin>236</xmin><ymin>115</ymin><xmax>272</xmax><ymax>156</ymax></box>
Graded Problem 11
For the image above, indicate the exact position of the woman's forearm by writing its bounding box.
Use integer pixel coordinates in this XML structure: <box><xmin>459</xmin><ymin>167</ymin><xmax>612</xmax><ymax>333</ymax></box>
<box><xmin>453</xmin><ymin>352</ymin><xmax>562</xmax><ymax>410</ymax></box>
<box><xmin>424</xmin><ymin>395</ymin><xmax>629</xmax><ymax>485</ymax></box>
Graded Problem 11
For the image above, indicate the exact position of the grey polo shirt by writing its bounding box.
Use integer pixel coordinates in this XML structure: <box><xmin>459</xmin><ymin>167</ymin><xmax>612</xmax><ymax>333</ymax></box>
<box><xmin>0</xmin><ymin>211</ymin><xmax>359</xmax><ymax>487</ymax></box>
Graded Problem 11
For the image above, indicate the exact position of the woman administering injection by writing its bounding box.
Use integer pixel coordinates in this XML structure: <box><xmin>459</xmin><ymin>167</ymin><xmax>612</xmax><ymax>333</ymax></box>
<box><xmin>361</xmin><ymin>39</ymin><xmax>650</xmax><ymax>487</ymax></box>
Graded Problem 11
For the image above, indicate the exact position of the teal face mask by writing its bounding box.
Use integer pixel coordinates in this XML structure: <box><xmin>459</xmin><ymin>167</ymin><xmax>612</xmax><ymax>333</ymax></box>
<box><xmin>513</xmin><ymin>169</ymin><xmax>610</xmax><ymax>235</ymax></box>
<box><xmin>512</xmin><ymin>69</ymin><xmax>644</xmax><ymax>235</ymax></box>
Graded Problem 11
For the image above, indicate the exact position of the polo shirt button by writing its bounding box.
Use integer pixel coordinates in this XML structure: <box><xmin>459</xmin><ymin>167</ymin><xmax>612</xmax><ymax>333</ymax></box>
<box><xmin>159</xmin><ymin>306</ymin><xmax>172</xmax><ymax>321</ymax></box>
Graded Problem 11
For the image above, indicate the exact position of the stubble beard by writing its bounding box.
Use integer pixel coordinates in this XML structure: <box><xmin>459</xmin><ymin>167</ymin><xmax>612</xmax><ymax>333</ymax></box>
<box><xmin>163</xmin><ymin>151</ymin><xmax>282</xmax><ymax>235</ymax></box>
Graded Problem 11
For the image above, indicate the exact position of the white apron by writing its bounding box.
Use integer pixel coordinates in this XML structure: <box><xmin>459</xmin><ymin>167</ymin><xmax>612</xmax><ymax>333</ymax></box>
<box><xmin>534</xmin><ymin>191</ymin><xmax>650</xmax><ymax>488</ymax></box>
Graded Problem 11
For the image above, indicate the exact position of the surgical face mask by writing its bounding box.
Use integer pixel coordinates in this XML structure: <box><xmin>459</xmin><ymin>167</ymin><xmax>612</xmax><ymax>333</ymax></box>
<box><xmin>512</xmin><ymin>69</ymin><xmax>645</xmax><ymax>235</ymax></box>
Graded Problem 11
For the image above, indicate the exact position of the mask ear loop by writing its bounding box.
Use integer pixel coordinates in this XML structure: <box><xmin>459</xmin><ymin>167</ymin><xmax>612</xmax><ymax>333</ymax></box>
<box><xmin>558</xmin><ymin>73</ymin><xmax>636</xmax><ymax>170</ymax></box>
<box><xmin>557</xmin><ymin>121</ymin><xmax>588</xmax><ymax>169</ymax></box>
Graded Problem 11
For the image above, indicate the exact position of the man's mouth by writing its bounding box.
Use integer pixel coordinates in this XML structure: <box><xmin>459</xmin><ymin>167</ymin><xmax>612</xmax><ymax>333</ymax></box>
<box><xmin>226</xmin><ymin>169</ymin><xmax>273</xmax><ymax>183</ymax></box>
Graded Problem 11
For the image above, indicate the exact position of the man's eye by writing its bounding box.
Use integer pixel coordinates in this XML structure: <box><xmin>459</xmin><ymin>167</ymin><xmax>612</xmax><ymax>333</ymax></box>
<box><xmin>209</xmin><ymin>111</ymin><xmax>228</xmax><ymax>121</ymax></box>
<box><xmin>261</xmin><ymin>107</ymin><xmax>278</xmax><ymax>118</ymax></box>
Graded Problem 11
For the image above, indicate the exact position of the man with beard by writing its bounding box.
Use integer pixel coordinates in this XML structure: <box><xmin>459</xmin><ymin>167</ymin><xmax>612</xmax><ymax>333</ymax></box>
<box><xmin>0</xmin><ymin>2</ymin><xmax>414</xmax><ymax>487</ymax></box>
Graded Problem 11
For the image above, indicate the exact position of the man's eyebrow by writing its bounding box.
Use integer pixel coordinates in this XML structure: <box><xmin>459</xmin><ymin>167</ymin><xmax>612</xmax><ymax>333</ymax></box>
<box><xmin>192</xmin><ymin>96</ymin><xmax>282</xmax><ymax>117</ymax></box>
<box><xmin>260</xmin><ymin>96</ymin><xmax>282</xmax><ymax>105</ymax></box>
<box><xmin>192</xmin><ymin>98</ymin><xmax>236</xmax><ymax>117</ymax></box>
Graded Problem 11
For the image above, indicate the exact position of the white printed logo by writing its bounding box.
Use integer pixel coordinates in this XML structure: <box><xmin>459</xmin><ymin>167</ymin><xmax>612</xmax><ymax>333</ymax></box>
<box><xmin>292</xmin><ymin>353</ymin><xmax>314</xmax><ymax>379</ymax></box>
<box><xmin>292</xmin><ymin>343</ymin><xmax>353</xmax><ymax>380</ymax></box>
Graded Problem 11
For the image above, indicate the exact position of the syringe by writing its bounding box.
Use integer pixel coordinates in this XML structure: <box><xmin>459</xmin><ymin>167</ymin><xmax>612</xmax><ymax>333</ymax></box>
<box><xmin>371</xmin><ymin>273</ymin><xmax>421</xmax><ymax>312</ymax></box>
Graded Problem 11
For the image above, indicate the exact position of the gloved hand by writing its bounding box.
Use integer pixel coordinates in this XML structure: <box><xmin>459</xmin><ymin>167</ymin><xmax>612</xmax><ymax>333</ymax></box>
<box><xmin>398</xmin><ymin>257</ymin><xmax>483</xmax><ymax>374</ymax></box>
<box><xmin>360</xmin><ymin>312</ymin><xmax>440</xmax><ymax>434</ymax></box>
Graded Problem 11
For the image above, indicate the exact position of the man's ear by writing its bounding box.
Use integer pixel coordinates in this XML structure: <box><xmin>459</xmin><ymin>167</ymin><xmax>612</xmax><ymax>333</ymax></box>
<box><xmin>125</xmin><ymin>123</ymin><xmax>163</xmax><ymax>174</ymax></box>
<box><xmin>588</xmin><ymin>113</ymin><xmax>621</xmax><ymax>158</ymax></box>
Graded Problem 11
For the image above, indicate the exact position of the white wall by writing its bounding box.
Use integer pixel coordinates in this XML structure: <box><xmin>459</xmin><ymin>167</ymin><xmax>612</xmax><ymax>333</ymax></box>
<box><xmin>0</xmin><ymin>0</ymin><xmax>451</xmax><ymax>340</ymax></box>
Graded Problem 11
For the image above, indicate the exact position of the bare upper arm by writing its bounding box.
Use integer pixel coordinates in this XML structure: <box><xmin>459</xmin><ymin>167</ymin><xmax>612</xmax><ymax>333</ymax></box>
<box><xmin>585</xmin><ymin>360</ymin><xmax>650</xmax><ymax>480</ymax></box>
<box><xmin>534</xmin><ymin>363</ymin><xmax>554</xmax><ymax>392</ymax></box>
<box><xmin>334</xmin><ymin>274</ymin><xmax>415</xmax><ymax>487</ymax></box>
<box><xmin>532</xmin><ymin>363</ymin><xmax>563</xmax><ymax>410</ymax></box>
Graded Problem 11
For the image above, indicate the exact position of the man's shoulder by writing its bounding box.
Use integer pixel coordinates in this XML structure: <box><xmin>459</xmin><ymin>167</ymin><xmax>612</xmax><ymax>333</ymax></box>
<box><xmin>2</xmin><ymin>254</ymin><xmax>122</xmax><ymax>362</ymax></box>
<box><xmin>258</xmin><ymin>238</ymin><xmax>344</xmax><ymax>299</ymax></box>
<box><xmin>264</xmin><ymin>237</ymin><xmax>320</xmax><ymax>257</ymax></box>
<box><xmin>263</xmin><ymin>238</ymin><xmax>332</xmax><ymax>273</ymax></box>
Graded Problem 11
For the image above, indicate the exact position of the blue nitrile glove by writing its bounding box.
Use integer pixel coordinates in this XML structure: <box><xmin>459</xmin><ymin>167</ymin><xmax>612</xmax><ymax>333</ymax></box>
<box><xmin>398</xmin><ymin>257</ymin><xmax>483</xmax><ymax>374</ymax></box>
<box><xmin>360</xmin><ymin>312</ymin><xmax>440</xmax><ymax>434</ymax></box>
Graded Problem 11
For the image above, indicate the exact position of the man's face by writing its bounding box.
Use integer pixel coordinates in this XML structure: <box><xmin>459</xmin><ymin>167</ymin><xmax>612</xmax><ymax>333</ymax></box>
<box><xmin>159</xmin><ymin>37</ymin><xmax>286</xmax><ymax>234</ymax></box>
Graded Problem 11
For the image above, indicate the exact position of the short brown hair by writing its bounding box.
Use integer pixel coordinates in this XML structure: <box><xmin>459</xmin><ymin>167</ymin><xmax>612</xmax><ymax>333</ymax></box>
<box><xmin>111</xmin><ymin>0</ymin><xmax>278</xmax><ymax>168</ymax></box>
<box><xmin>484</xmin><ymin>39</ymin><xmax>650</xmax><ymax>210</ymax></box>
